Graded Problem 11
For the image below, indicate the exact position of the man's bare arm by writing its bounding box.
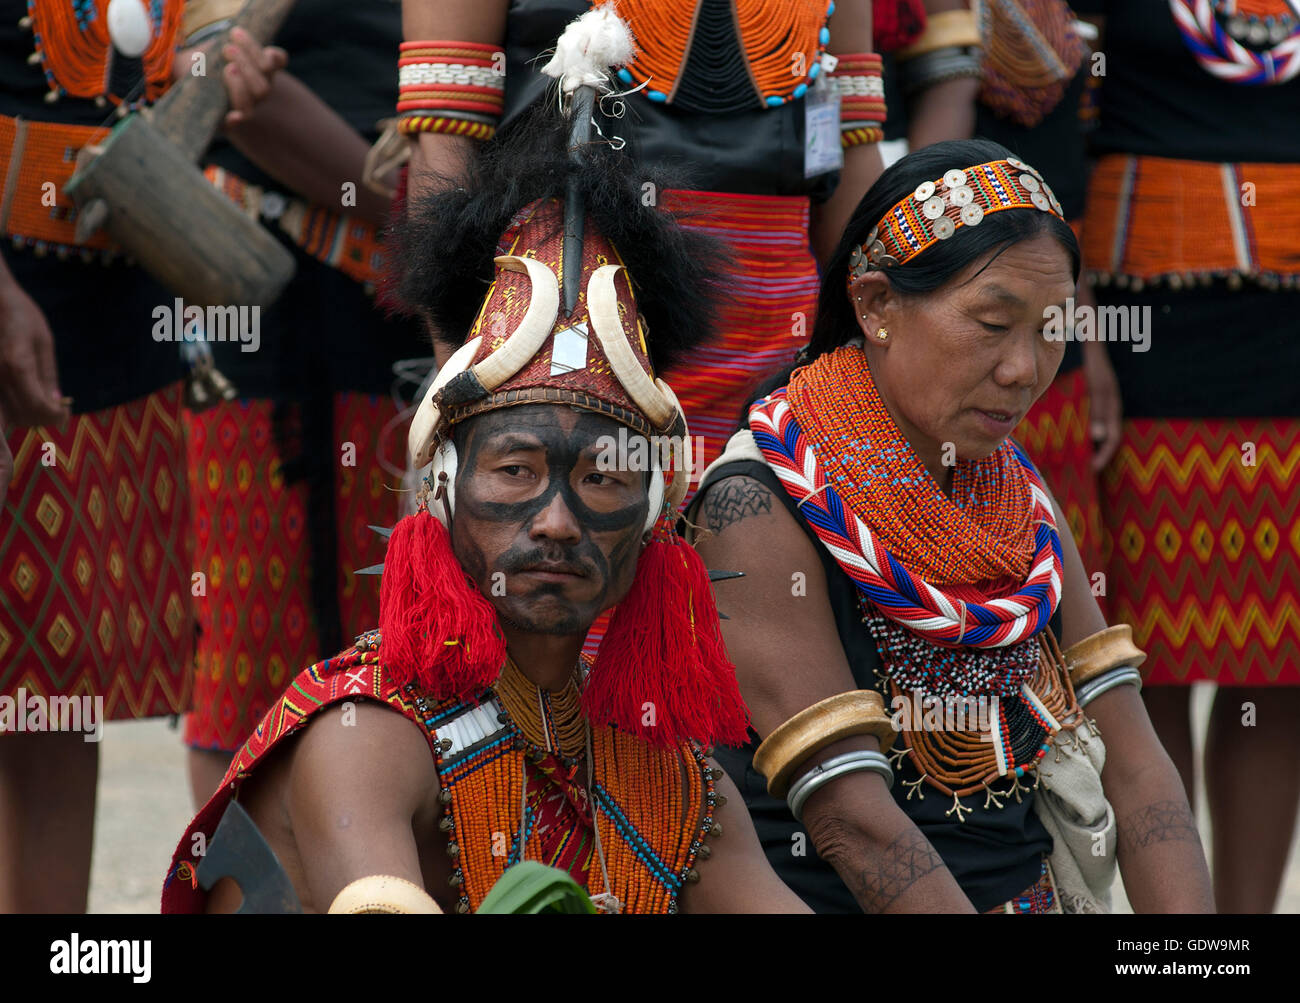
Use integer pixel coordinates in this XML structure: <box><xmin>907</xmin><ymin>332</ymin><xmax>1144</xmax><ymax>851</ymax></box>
<box><xmin>677</xmin><ymin>768</ymin><xmax>810</xmax><ymax>913</ymax></box>
<box><xmin>286</xmin><ymin>700</ymin><xmax>440</xmax><ymax>909</ymax></box>
<box><xmin>401</xmin><ymin>0</ymin><xmax>509</xmax><ymax>205</ymax></box>
<box><xmin>904</xmin><ymin>0</ymin><xmax>980</xmax><ymax>149</ymax></box>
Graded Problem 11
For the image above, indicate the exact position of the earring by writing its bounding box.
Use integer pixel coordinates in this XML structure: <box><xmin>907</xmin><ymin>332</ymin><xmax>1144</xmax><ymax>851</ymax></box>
<box><xmin>876</xmin><ymin>328</ymin><xmax>889</xmax><ymax>342</ymax></box>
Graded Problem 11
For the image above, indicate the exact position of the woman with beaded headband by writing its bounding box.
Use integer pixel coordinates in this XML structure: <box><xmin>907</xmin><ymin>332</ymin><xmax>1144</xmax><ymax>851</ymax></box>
<box><xmin>688</xmin><ymin>138</ymin><xmax>1214</xmax><ymax>913</ymax></box>
<box><xmin>162</xmin><ymin>35</ymin><xmax>811</xmax><ymax>914</ymax></box>
<box><xmin>1071</xmin><ymin>1</ymin><xmax>1300</xmax><ymax>915</ymax></box>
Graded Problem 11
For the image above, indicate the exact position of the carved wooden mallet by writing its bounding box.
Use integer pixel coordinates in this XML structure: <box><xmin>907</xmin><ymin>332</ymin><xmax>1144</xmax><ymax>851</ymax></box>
<box><xmin>65</xmin><ymin>0</ymin><xmax>298</xmax><ymax>308</ymax></box>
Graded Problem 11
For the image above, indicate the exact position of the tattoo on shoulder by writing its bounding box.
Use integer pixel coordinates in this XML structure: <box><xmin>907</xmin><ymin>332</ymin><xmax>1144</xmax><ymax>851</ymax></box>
<box><xmin>700</xmin><ymin>478</ymin><xmax>774</xmax><ymax>534</ymax></box>
<box><xmin>1119</xmin><ymin>800</ymin><xmax>1202</xmax><ymax>852</ymax></box>
<box><xmin>851</xmin><ymin>829</ymin><xmax>944</xmax><ymax>913</ymax></box>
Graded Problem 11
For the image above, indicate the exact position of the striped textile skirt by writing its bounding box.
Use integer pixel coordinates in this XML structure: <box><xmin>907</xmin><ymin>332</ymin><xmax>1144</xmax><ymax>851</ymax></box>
<box><xmin>1102</xmin><ymin>417</ymin><xmax>1300</xmax><ymax>686</ymax></box>
<box><xmin>660</xmin><ymin>189</ymin><xmax>821</xmax><ymax>488</ymax></box>
<box><xmin>183</xmin><ymin>393</ymin><xmax>408</xmax><ymax>751</ymax></box>
<box><xmin>0</xmin><ymin>385</ymin><xmax>193</xmax><ymax>720</ymax></box>
<box><xmin>580</xmin><ymin>190</ymin><xmax>820</xmax><ymax>661</ymax></box>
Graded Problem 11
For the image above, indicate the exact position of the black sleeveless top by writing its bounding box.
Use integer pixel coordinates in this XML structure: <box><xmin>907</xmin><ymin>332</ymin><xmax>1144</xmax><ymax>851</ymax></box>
<box><xmin>698</xmin><ymin>458</ymin><xmax>1053</xmax><ymax>913</ymax></box>
<box><xmin>499</xmin><ymin>0</ymin><xmax>838</xmax><ymax>200</ymax></box>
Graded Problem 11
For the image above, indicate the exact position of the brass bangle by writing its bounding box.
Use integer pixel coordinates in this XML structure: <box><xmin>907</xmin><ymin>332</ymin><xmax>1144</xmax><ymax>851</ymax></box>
<box><xmin>180</xmin><ymin>0</ymin><xmax>244</xmax><ymax>42</ymax></box>
<box><xmin>1062</xmin><ymin>625</ymin><xmax>1148</xmax><ymax>689</ymax></box>
<box><xmin>753</xmin><ymin>691</ymin><xmax>898</xmax><ymax>799</ymax></box>
<box><xmin>896</xmin><ymin>10</ymin><xmax>984</xmax><ymax>61</ymax></box>
<box><xmin>328</xmin><ymin>875</ymin><xmax>443</xmax><ymax>914</ymax></box>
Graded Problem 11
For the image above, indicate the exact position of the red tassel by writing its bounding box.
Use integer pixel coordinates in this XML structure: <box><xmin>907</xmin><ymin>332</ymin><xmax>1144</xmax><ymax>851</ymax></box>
<box><xmin>378</xmin><ymin>508</ymin><xmax>507</xmax><ymax>700</ymax></box>
<box><xmin>873</xmin><ymin>0</ymin><xmax>927</xmax><ymax>53</ymax></box>
<box><xmin>585</xmin><ymin>530</ymin><xmax>751</xmax><ymax>749</ymax></box>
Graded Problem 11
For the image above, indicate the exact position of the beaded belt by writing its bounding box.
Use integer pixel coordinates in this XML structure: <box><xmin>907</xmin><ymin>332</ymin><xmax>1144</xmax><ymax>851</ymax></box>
<box><xmin>201</xmin><ymin>166</ymin><xmax>388</xmax><ymax>288</ymax></box>
<box><xmin>0</xmin><ymin>115</ymin><xmax>387</xmax><ymax>288</ymax></box>
<box><xmin>984</xmin><ymin>856</ymin><xmax>1061</xmax><ymax>914</ymax></box>
<box><xmin>0</xmin><ymin>114</ymin><xmax>117</xmax><ymax>258</ymax></box>
<box><xmin>1083</xmin><ymin>153</ymin><xmax>1300</xmax><ymax>290</ymax></box>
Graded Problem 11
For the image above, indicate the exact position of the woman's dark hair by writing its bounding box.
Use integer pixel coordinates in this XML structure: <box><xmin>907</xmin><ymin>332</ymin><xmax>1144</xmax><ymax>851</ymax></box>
<box><xmin>750</xmin><ymin>138</ymin><xmax>1081</xmax><ymax>405</ymax></box>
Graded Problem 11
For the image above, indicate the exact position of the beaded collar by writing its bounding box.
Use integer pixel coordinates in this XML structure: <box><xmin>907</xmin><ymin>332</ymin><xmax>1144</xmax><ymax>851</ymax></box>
<box><xmin>1171</xmin><ymin>0</ymin><xmax>1300</xmax><ymax>85</ymax></box>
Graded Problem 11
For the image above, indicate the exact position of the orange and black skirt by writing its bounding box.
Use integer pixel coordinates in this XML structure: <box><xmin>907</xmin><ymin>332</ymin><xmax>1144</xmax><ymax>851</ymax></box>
<box><xmin>1085</xmin><ymin>154</ymin><xmax>1300</xmax><ymax>686</ymax></box>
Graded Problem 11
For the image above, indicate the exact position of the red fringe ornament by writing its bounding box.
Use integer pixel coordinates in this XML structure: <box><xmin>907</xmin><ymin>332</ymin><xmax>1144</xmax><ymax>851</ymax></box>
<box><xmin>378</xmin><ymin>507</ymin><xmax>507</xmax><ymax>700</ymax></box>
<box><xmin>585</xmin><ymin>522</ymin><xmax>751</xmax><ymax>749</ymax></box>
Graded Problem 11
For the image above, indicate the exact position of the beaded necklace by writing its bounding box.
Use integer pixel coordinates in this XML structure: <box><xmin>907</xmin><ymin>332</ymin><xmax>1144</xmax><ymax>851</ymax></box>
<box><xmin>865</xmin><ymin>607</ymin><xmax>1039</xmax><ymax>698</ymax></box>
<box><xmin>861</xmin><ymin>600</ymin><xmax>1084</xmax><ymax>822</ymax></box>
<box><xmin>609</xmin><ymin>0</ymin><xmax>835</xmax><ymax>110</ymax></box>
<box><xmin>1214</xmin><ymin>0</ymin><xmax>1300</xmax><ymax>44</ymax></box>
<box><xmin>24</xmin><ymin>0</ymin><xmax>184</xmax><ymax>108</ymax></box>
<box><xmin>495</xmin><ymin>656</ymin><xmax>586</xmax><ymax>762</ymax></box>
<box><xmin>1170</xmin><ymin>0</ymin><xmax>1300</xmax><ymax>85</ymax></box>
<box><xmin>786</xmin><ymin>345</ymin><xmax>1035</xmax><ymax>586</ymax></box>
<box><xmin>749</xmin><ymin>351</ymin><xmax>1063</xmax><ymax>649</ymax></box>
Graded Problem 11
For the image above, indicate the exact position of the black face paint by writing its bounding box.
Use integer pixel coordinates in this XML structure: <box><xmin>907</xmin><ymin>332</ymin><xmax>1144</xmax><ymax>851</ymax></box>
<box><xmin>457</xmin><ymin>409</ymin><xmax>645</xmax><ymax>533</ymax></box>
<box><xmin>449</xmin><ymin>405</ymin><xmax>650</xmax><ymax>636</ymax></box>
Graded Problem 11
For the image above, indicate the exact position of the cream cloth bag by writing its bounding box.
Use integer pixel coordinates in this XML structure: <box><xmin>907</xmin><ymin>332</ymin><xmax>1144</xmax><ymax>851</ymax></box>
<box><xmin>1032</xmin><ymin>717</ymin><xmax>1117</xmax><ymax>913</ymax></box>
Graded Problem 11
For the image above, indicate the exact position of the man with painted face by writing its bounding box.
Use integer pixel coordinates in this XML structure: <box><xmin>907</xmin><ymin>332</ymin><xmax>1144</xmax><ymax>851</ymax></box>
<box><xmin>162</xmin><ymin>11</ymin><xmax>809</xmax><ymax>915</ymax></box>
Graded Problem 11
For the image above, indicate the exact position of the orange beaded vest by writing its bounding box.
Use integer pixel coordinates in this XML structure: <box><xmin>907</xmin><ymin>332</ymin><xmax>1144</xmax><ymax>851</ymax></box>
<box><xmin>163</xmin><ymin>631</ymin><xmax>721</xmax><ymax>914</ymax></box>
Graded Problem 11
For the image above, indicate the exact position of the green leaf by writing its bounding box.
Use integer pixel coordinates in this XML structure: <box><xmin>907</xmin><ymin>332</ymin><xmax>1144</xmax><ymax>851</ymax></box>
<box><xmin>476</xmin><ymin>861</ymin><xmax>597</xmax><ymax>914</ymax></box>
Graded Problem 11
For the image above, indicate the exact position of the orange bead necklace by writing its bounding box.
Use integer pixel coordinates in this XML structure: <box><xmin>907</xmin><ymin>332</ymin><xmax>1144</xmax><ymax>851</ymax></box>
<box><xmin>24</xmin><ymin>0</ymin><xmax>184</xmax><ymax>108</ymax></box>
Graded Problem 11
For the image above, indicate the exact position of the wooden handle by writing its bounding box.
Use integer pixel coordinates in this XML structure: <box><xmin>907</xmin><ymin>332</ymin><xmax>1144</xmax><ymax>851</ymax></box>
<box><xmin>150</xmin><ymin>0</ymin><xmax>299</xmax><ymax>160</ymax></box>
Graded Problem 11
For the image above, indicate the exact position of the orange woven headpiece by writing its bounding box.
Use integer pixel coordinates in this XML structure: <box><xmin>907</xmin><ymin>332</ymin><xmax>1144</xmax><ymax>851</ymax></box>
<box><xmin>848</xmin><ymin>157</ymin><xmax>1065</xmax><ymax>280</ymax></box>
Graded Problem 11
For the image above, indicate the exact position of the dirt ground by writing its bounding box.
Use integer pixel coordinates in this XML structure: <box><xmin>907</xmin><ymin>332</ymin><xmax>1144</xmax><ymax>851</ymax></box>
<box><xmin>88</xmin><ymin>684</ymin><xmax>1299</xmax><ymax>914</ymax></box>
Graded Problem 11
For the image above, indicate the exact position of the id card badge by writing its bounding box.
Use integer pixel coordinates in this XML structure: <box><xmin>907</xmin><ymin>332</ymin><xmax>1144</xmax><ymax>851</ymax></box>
<box><xmin>804</xmin><ymin>54</ymin><xmax>843</xmax><ymax>179</ymax></box>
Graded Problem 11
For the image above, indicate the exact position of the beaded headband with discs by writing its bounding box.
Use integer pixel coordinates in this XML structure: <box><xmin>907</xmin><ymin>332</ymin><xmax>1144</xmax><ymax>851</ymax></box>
<box><xmin>848</xmin><ymin>158</ymin><xmax>1065</xmax><ymax>283</ymax></box>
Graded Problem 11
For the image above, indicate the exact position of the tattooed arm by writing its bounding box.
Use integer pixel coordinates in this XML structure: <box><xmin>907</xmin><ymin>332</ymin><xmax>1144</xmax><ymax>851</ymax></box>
<box><xmin>693</xmin><ymin>475</ymin><xmax>975</xmax><ymax>912</ymax></box>
<box><xmin>1047</xmin><ymin>491</ymin><xmax>1214</xmax><ymax>912</ymax></box>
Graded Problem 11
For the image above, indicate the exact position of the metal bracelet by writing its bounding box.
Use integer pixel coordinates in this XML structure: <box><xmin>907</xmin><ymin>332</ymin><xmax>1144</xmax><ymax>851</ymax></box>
<box><xmin>1075</xmin><ymin>665</ymin><xmax>1143</xmax><ymax>708</ymax></box>
<box><xmin>786</xmin><ymin>750</ymin><xmax>882</xmax><ymax>809</ymax></box>
<box><xmin>787</xmin><ymin>751</ymin><xmax>895</xmax><ymax>823</ymax></box>
<box><xmin>901</xmin><ymin>46</ymin><xmax>983</xmax><ymax>96</ymax></box>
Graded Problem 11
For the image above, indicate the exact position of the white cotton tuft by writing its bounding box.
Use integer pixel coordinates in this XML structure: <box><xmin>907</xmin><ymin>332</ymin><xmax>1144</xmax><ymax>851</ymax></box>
<box><xmin>541</xmin><ymin>3</ymin><xmax>637</xmax><ymax>94</ymax></box>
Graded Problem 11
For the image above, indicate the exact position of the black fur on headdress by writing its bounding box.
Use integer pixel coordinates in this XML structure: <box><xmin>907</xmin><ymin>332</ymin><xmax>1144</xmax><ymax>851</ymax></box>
<box><xmin>391</xmin><ymin>98</ymin><xmax>731</xmax><ymax>375</ymax></box>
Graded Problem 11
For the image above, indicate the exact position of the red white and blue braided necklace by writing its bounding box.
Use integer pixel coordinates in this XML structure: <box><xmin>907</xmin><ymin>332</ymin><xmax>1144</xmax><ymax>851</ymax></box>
<box><xmin>747</xmin><ymin>376</ymin><xmax>1062</xmax><ymax>650</ymax></box>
